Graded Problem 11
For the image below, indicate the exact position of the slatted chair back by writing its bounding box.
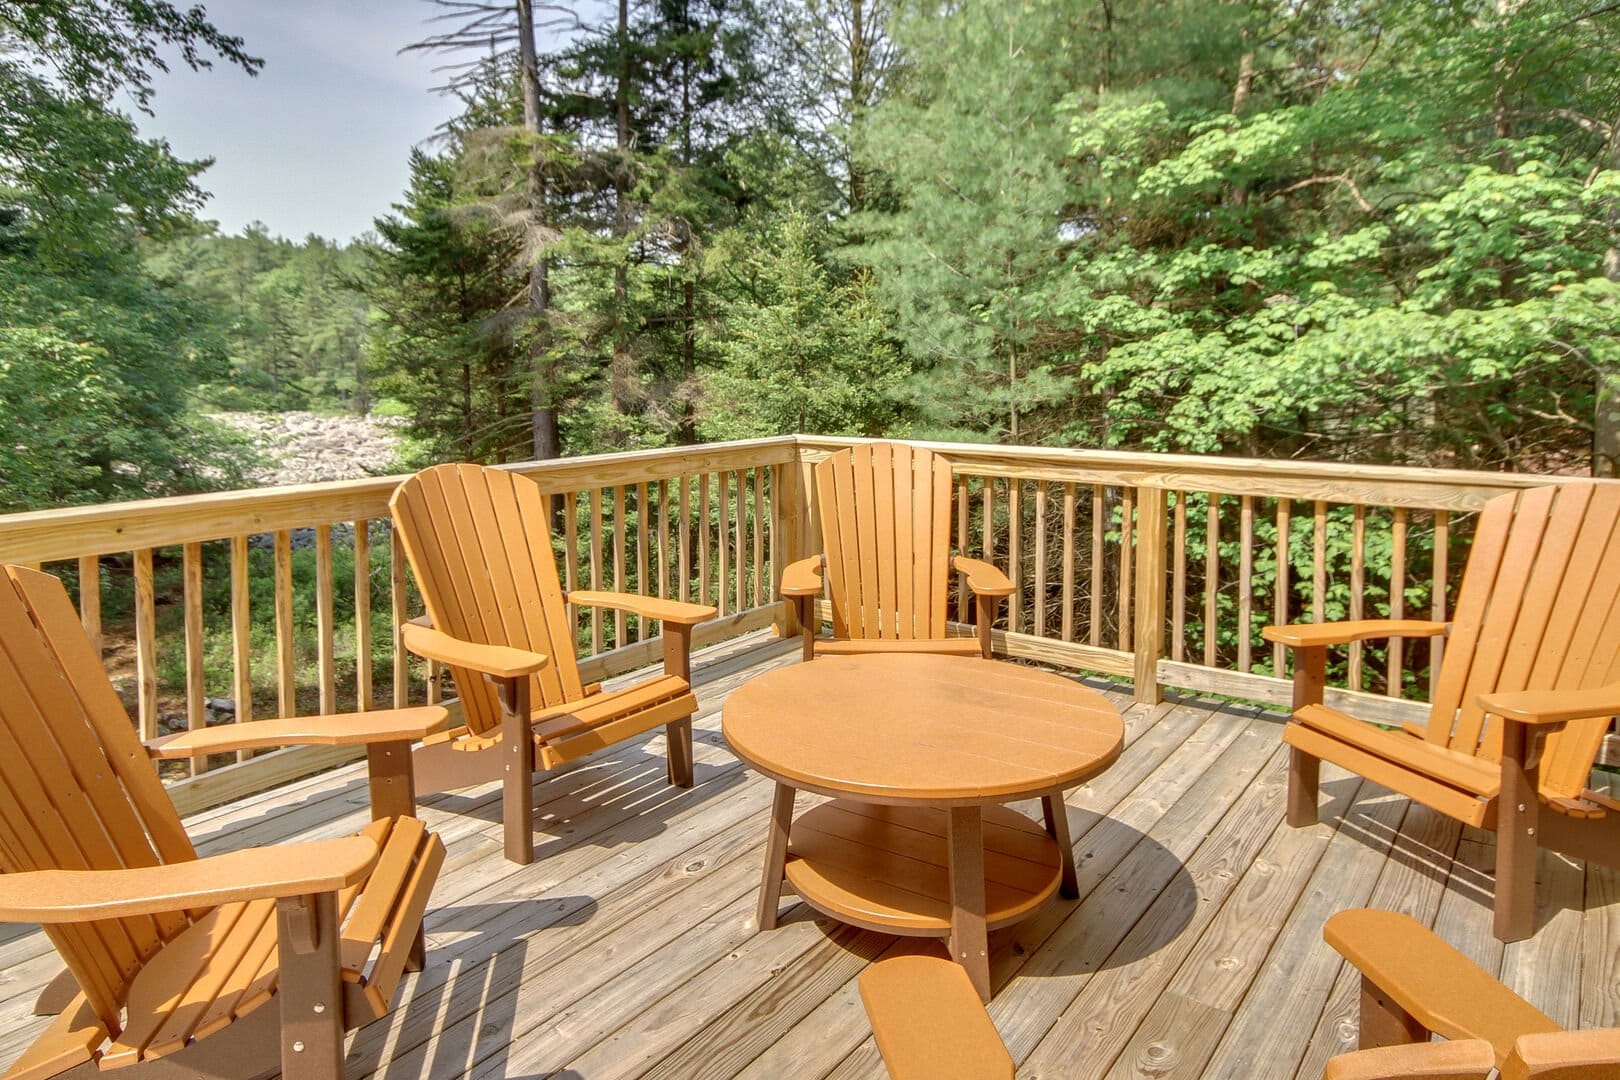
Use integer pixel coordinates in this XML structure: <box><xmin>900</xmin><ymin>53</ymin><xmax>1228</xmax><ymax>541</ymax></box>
<box><xmin>390</xmin><ymin>463</ymin><xmax>585</xmax><ymax>737</ymax></box>
<box><xmin>814</xmin><ymin>442</ymin><xmax>956</xmax><ymax>642</ymax></box>
<box><xmin>0</xmin><ymin>566</ymin><xmax>199</xmax><ymax>1034</ymax></box>
<box><xmin>1424</xmin><ymin>483</ymin><xmax>1620</xmax><ymax>797</ymax></box>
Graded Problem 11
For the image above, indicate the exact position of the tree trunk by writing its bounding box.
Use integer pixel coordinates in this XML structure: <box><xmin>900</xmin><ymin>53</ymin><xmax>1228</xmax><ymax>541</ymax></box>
<box><xmin>517</xmin><ymin>0</ymin><xmax>560</xmax><ymax>461</ymax></box>
<box><xmin>610</xmin><ymin>0</ymin><xmax>635</xmax><ymax>429</ymax></box>
<box><xmin>1597</xmin><ymin>121</ymin><xmax>1620</xmax><ymax>476</ymax></box>
<box><xmin>847</xmin><ymin>0</ymin><xmax>868</xmax><ymax>212</ymax></box>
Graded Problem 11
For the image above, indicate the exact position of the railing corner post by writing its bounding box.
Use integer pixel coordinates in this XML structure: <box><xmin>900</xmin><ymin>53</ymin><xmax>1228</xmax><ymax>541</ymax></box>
<box><xmin>1133</xmin><ymin>486</ymin><xmax>1168</xmax><ymax>705</ymax></box>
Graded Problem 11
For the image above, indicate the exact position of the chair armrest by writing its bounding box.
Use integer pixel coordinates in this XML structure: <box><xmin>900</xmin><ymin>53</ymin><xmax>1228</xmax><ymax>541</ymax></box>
<box><xmin>401</xmin><ymin>618</ymin><xmax>549</xmax><ymax>678</ymax></box>
<box><xmin>1479</xmin><ymin>684</ymin><xmax>1620</xmax><ymax>726</ymax></box>
<box><xmin>1324</xmin><ymin>909</ymin><xmax>1560</xmax><ymax>1058</ymax></box>
<box><xmin>780</xmin><ymin>556</ymin><xmax>824</xmax><ymax>598</ymax></box>
<box><xmin>1322</xmin><ymin>1040</ymin><xmax>1495</xmax><ymax>1080</ymax></box>
<box><xmin>952</xmin><ymin>556</ymin><xmax>1014</xmax><ymax>599</ymax></box>
<box><xmin>0</xmin><ymin>836</ymin><xmax>380</xmax><ymax>923</ymax></box>
<box><xmin>1510</xmin><ymin>1028</ymin><xmax>1620</xmax><ymax>1077</ymax></box>
<box><xmin>566</xmin><ymin>591</ymin><xmax>717</xmax><ymax>625</ymax></box>
<box><xmin>1263</xmin><ymin>620</ymin><xmax>1449</xmax><ymax>648</ymax></box>
<box><xmin>146</xmin><ymin>706</ymin><xmax>450</xmax><ymax>760</ymax></box>
<box><xmin>858</xmin><ymin>955</ymin><xmax>1013</xmax><ymax>1080</ymax></box>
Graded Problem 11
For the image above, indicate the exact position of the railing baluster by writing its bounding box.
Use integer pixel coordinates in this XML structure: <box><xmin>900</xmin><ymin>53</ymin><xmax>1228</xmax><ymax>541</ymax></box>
<box><xmin>1007</xmin><ymin>479</ymin><xmax>1020</xmax><ymax>633</ymax></box>
<box><xmin>182</xmin><ymin>542</ymin><xmax>205</xmax><ymax>775</ymax></box>
<box><xmin>391</xmin><ymin>526</ymin><xmax>407</xmax><ymax>709</ymax></box>
<box><xmin>1312</xmin><ymin>500</ymin><xmax>1328</xmax><ymax>624</ymax></box>
<box><xmin>589</xmin><ymin>488</ymin><xmax>604</xmax><ymax>654</ymax></box>
<box><xmin>1387</xmin><ymin>507</ymin><xmax>1407</xmax><ymax>696</ymax></box>
<box><xmin>699</xmin><ymin>473</ymin><xmax>711</xmax><ymax>608</ymax></box>
<box><xmin>658</xmin><ymin>478</ymin><xmax>671</xmax><ymax>601</ymax></box>
<box><xmin>678</xmin><ymin>477</ymin><xmax>691</xmax><ymax>604</ymax></box>
<box><xmin>1238</xmin><ymin>495</ymin><xmax>1253</xmax><ymax>673</ymax></box>
<box><xmin>1061</xmin><ymin>484</ymin><xmax>1076</xmax><ymax>643</ymax></box>
<box><xmin>354</xmin><ymin>519</ymin><xmax>373</xmax><ymax>712</ymax></box>
<box><xmin>1349</xmin><ymin>505</ymin><xmax>1366</xmax><ymax>691</ymax></box>
<box><xmin>1133</xmin><ymin>487</ymin><xmax>1168</xmax><ymax>704</ymax></box>
<box><xmin>1033</xmin><ymin>482</ymin><xmax>1048</xmax><ymax>638</ymax></box>
<box><xmin>315</xmin><ymin>524</ymin><xmax>335</xmax><ymax>714</ymax></box>
<box><xmin>231</xmin><ymin>535</ymin><xmax>253</xmax><ymax>756</ymax></box>
<box><xmin>1204</xmin><ymin>496</ymin><xmax>1219</xmax><ymax>667</ymax></box>
<box><xmin>981</xmin><ymin>475</ymin><xmax>996</xmax><ymax>571</ymax></box>
<box><xmin>753</xmin><ymin>467</ymin><xmax>765</xmax><ymax>608</ymax></box>
<box><xmin>1090</xmin><ymin>485</ymin><xmax>1104</xmax><ymax>648</ymax></box>
<box><xmin>564</xmin><ymin>491</ymin><xmax>580</xmax><ymax>643</ymax></box>
<box><xmin>717</xmin><ymin>473</ymin><xmax>730</xmax><ymax>618</ymax></box>
<box><xmin>274</xmin><ymin>530</ymin><xmax>294</xmax><ymax>718</ymax></box>
<box><xmin>1432</xmin><ymin>509</ymin><xmax>1449</xmax><ymax>696</ymax></box>
<box><xmin>1171</xmin><ymin>491</ymin><xmax>1186</xmax><ymax>663</ymax></box>
<box><xmin>613</xmin><ymin>485</ymin><xmax>627</xmax><ymax>645</ymax></box>
<box><xmin>135</xmin><ymin>547</ymin><xmax>158</xmax><ymax>742</ymax></box>
<box><xmin>1118</xmin><ymin>487</ymin><xmax>1134</xmax><ymax>651</ymax></box>
<box><xmin>78</xmin><ymin>555</ymin><xmax>102</xmax><ymax>657</ymax></box>
<box><xmin>734</xmin><ymin>469</ymin><xmax>747</xmax><ymax>615</ymax></box>
<box><xmin>956</xmin><ymin>478</ymin><xmax>970</xmax><ymax>620</ymax></box>
<box><xmin>636</xmin><ymin>482</ymin><xmax>650</xmax><ymax>641</ymax></box>
<box><xmin>1274</xmin><ymin>499</ymin><xmax>1291</xmax><ymax>674</ymax></box>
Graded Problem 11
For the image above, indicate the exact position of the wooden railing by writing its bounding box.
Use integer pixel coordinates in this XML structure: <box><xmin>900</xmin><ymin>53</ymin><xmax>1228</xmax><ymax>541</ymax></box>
<box><xmin>1</xmin><ymin>433</ymin><xmax>1607</xmax><ymax>811</ymax></box>
<box><xmin>795</xmin><ymin>437</ymin><xmax>1598</xmax><ymax>726</ymax></box>
<box><xmin>0</xmin><ymin>438</ymin><xmax>796</xmax><ymax>811</ymax></box>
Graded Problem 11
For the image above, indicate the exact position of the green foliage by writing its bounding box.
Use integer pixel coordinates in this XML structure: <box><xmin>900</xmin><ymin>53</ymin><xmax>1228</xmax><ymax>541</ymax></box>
<box><xmin>850</xmin><ymin>1</ymin><xmax>1084</xmax><ymax>443</ymax></box>
<box><xmin>150</xmin><ymin>226</ymin><xmax>375</xmax><ymax>413</ymax></box>
<box><xmin>701</xmin><ymin>211</ymin><xmax>907</xmax><ymax>439</ymax></box>
<box><xmin>0</xmin><ymin>0</ymin><xmax>258</xmax><ymax>510</ymax></box>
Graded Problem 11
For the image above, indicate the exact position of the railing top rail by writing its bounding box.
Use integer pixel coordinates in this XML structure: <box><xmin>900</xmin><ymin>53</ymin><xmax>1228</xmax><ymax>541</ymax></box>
<box><xmin>794</xmin><ymin>435</ymin><xmax>1613</xmax><ymax>511</ymax></box>
<box><xmin>2</xmin><ymin>431</ymin><xmax>1608</xmax><ymax>564</ymax></box>
<box><xmin>0</xmin><ymin>436</ymin><xmax>799</xmax><ymax>564</ymax></box>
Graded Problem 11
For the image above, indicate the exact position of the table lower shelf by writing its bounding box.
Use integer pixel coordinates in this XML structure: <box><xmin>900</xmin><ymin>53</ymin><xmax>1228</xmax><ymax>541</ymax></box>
<box><xmin>783</xmin><ymin>799</ymin><xmax>1062</xmax><ymax>935</ymax></box>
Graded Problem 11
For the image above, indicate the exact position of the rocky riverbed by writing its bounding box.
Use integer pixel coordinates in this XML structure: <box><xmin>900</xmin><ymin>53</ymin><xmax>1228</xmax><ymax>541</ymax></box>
<box><xmin>211</xmin><ymin>410</ymin><xmax>406</xmax><ymax>486</ymax></box>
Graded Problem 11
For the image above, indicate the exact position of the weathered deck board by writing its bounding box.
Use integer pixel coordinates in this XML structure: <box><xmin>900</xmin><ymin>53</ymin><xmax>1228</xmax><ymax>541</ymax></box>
<box><xmin>0</xmin><ymin>631</ymin><xmax>1615</xmax><ymax>1079</ymax></box>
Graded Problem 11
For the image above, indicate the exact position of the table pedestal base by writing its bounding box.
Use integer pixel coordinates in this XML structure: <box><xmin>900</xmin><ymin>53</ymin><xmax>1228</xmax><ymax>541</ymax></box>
<box><xmin>767</xmin><ymin>797</ymin><xmax>1062</xmax><ymax>1000</ymax></box>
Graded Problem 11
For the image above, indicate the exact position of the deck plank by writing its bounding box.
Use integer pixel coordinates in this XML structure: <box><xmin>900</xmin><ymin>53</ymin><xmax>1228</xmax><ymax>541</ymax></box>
<box><xmin>0</xmin><ymin>632</ymin><xmax>1615</xmax><ymax>1079</ymax></box>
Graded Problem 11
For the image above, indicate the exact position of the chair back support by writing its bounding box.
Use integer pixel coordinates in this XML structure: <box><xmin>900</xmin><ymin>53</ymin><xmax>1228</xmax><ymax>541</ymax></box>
<box><xmin>1426</xmin><ymin>483</ymin><xmax>1620</xmax><ymax>797</ymax></box>
<box><xmin>814</xmin><ymin>442</ymin><xmax>955</xmax><ymax>642</ymax></box>
<box><xmin>390</xmin><ymin>464</ymin><xmax>585</xmax><ymax>736</ymax></box>
<box><xmin>0</xmin><ymin>566</ymin><xmax>198</xmax><ymax>1031</ymax></box>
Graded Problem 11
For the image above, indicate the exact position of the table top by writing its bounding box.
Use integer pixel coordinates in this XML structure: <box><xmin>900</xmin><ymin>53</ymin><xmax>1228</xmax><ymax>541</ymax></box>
<box><xmin>722</xmin><ymin>654</ymin><xmax>1124</xmax><ymax>805</ymax></box>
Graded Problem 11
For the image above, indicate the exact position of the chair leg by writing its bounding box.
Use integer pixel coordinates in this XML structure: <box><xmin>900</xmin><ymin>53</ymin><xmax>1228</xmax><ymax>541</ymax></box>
<box><xmin>667</xmin><ymin>716</ymin><xmax>694</xmax><ymax>788</ymax></box>
<box><xmin>1495</xmin><ymin>723</ymin><xmax>1539</xmax><ymax>942</ymax></box>
<box><xmin>1286</xmin><ymin>744</ymin><xmax>1320</xmax><ymax>828</ymax></box>
<box><xmin>275</xmin><ymin>893</ymin><xmax>345</xmax><ymax>1080</ymax></box>
<box><xmin>495</xmin><ymin>675</ymin><xmax>536</xmax><ymax>866</ymax></box>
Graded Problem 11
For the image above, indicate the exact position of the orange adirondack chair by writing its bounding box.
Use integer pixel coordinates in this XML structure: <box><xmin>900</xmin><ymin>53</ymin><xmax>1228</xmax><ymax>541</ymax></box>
<box><xmin>0</xmin><ymin>565</ymin><xmax>446</xmax><ymax>1080</ymax></box>
<box><xmin>781</xmin><ymin>442</ymin><xmax>1014</xmax><ymax>660</ymax></box>
<box><xmin>1264</xmin><ymin>482</ymin><xmax>1620</xmax><ymax>941</ymax></box>
<box><xmin>1321</xmin><ymin>908</ymin><xmax>1620</xmax><ymax>1080</ymax></box>
<box><xmin>390</xmin><ymin>463</ymin><xmax>717</xmax><ymax>865</ymax></box>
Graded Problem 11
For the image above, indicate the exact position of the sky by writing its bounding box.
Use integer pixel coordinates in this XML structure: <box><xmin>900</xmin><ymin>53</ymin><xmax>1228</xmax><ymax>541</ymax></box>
<box><xmin>137</xmin><ymin>0</ymin><xmax>471</xmax><ymax>243</ymax></box>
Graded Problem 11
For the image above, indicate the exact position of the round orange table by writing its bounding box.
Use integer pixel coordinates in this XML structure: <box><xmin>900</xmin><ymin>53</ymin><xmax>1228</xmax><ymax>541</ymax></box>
<box><xmin>723</xmin><ymin>653</ymin><xmax>1124</xmax><ymax>1001</ymax></box>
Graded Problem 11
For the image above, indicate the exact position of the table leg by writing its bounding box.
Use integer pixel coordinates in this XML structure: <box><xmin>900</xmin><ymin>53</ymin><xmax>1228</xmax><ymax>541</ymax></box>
<box><xmin>947</xmin><ymin>805</ymin><xmax>991</xmax><ymax>1003</ymax></box>
<box><xmin>758</xmin><ymin>783</ymin><xmax>795</xmax><ymax>931</ymax></box>
<box><xmin>1042</xmin><ymin>792</ymin><xmax>1079</xmax><ymax>899</ymax></box>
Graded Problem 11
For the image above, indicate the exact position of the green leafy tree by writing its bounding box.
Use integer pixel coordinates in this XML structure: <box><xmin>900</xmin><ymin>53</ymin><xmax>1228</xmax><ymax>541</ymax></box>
<box><xmin>701</xmin><ymin>211</ymin><xmax>906</xmax><ymax>438</ymax></box>
<box><xmin>0</xmin><ymin>1</ymin><xmax>257</xmax><ymax>509</ymax></box>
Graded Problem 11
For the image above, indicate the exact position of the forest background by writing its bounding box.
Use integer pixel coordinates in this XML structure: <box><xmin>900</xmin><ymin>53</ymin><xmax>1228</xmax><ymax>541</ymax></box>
<box><xmin>5</xmin><ymin>0</ymin><xmax>1620</xmax><ymax>522</ymax></box>
<box><xmin>3</xmin><ymin>0</ymin><xmax>1619</xmax><ymax>717</ymax></box>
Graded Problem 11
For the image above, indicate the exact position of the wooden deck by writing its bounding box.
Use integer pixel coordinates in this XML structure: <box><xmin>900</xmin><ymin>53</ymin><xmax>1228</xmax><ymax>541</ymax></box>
<box><xmin>2</xmin><ymin>632</ymin><xmax>1615</xmax><ymax>1079</ymax></box>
